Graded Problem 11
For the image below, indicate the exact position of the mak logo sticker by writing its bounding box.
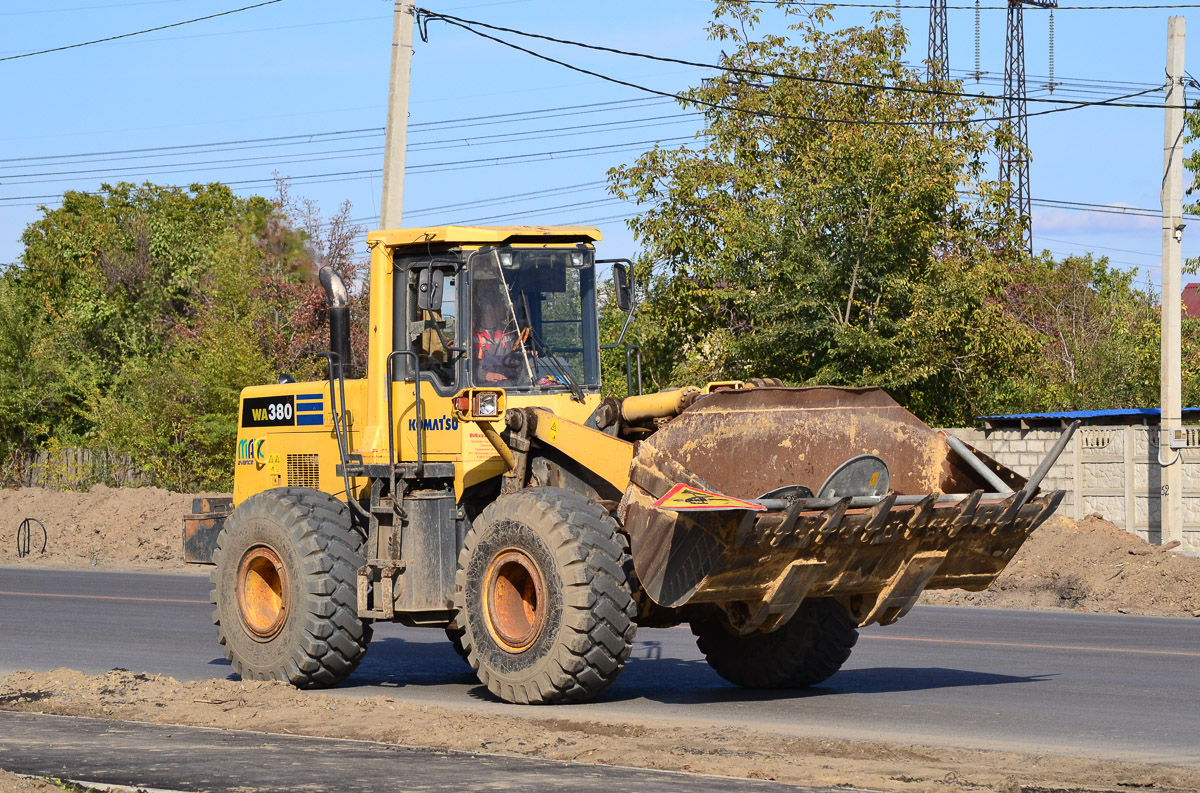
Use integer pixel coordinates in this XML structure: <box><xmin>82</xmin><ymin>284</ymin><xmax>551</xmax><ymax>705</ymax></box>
<box><xmin>652</xmin><ymin>483</ymin><xmax>766</xmax><ymax>512</ymax></box>
<box><xmin>237</xmin><ymin>438</ymin><xmax>267</xmax><ymax>468</ymax></box>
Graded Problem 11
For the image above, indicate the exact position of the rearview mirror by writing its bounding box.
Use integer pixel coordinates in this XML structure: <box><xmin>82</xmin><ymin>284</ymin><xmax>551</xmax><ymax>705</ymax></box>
<box><xmin>417</xmin><ymin>267</ymin><xmax>444</xmax><ymax>312</ymax></box>
<box><xmin>613</xmin><ymin>262</ymin><xmax>632</xmax><ymax>312</ymax></box>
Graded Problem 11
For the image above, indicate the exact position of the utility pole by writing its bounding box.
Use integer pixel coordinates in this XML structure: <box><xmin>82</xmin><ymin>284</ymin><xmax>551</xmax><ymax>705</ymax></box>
<box><xmin>381</xmin><ymin>2</ymin><xmax>415</xmax><ymax>229</ymax></box>
<box><xmin>1160</xmin><ymin>16</ymin><xmax>1186</xmax><ymax>548</ymax></box>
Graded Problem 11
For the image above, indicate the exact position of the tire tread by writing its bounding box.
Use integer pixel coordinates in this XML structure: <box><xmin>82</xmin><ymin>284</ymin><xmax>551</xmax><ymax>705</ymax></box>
<box><xmin>211</xmin><ymin>487</ymin><xmax>371</xmax><ymax>689</ymax></box>
<box><xmin>692</xmin><ymin>598</ymin><xmax>857</xmax><ymax>689</ymax></box>
<box><xmin>455</xmin><ymin>487</ymin><xmax>636</xmax><ymax>705</ymax></box>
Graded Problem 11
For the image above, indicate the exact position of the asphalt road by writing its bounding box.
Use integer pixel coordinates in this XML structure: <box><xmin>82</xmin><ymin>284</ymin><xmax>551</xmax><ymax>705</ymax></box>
<box><xmin>0</xmin><ymin>711</ymin><xmax>822</xmax><ymax>793</ymax></box>
<box><xmin>1</xmin><ymin>567</ymin><xmax>1197</xmax><ymax>765</ymax></box>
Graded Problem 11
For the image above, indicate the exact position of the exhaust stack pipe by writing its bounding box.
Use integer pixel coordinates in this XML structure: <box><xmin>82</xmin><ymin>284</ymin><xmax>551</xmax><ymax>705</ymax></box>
<box><xmin>319</xmin><ymin>267</ymin><xmax>352</xmax><ymax>380</ymax></box>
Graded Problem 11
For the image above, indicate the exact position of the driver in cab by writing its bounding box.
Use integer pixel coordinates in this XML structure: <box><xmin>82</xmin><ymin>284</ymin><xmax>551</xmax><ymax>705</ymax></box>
<box><xmin>473</xmin><ymin>298</ymin><xmax>528</xmax><ymax>385</ymax></box>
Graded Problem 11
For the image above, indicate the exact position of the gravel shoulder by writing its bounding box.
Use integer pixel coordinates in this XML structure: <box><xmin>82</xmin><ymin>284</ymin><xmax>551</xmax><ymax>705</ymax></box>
<box><xmin>0</xmin><ymin>772</ymin><xmax>70</xmax><ymax>793</ymax></box>
<box><xmin>2</xmin><ymin>668</ymin><xmax>1198</xmax><ymax>793</ymax></box>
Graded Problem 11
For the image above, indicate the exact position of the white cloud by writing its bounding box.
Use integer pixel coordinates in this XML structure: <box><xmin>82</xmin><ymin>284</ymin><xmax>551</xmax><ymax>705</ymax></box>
<box><xmin>1032</xmin><ymin>206</ymin><xmax>1159</xmax><ymax>234</ymax></box>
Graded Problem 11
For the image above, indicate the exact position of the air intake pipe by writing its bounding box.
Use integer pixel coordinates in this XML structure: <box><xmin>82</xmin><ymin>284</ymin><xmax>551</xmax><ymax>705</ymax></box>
<box><xmin>319</xmin><ymin>267</ymin><xmax>352</xmax><ymax>380</ymax></box>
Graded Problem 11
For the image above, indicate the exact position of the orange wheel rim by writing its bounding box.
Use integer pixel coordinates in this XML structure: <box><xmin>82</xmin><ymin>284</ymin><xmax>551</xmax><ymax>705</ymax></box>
<box><xmin>236</xmin><ymin>545</ymin><xmax>288</xmax><ymax>640</ymax></box>
<box><xmin>484</xmin><ymin>549</ymin><xmax>545</xmax><ymax>652</ymax></box>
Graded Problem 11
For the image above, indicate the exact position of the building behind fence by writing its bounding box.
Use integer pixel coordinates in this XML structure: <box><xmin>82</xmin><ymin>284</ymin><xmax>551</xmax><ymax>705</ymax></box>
<box><xmin>3</xmin><ymin>447</ymin><xmax>148</xmax><ymax>491</ymax></box>
<box><xmin>942</xmin><ymin>408</ymin><xmax>1200</xmax><ymax>555</ymax></box>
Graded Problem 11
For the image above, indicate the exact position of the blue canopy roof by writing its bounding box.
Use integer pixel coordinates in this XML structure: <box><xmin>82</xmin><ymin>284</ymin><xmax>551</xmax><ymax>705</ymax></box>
<box><xmin>983</xmin><ymin>407</ymin><xmax>1200</xmax><ymax>421</ymax></box>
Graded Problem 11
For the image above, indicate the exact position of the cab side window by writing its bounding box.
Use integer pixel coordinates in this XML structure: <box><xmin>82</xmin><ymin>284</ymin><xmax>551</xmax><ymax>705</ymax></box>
<box><xmin>407</xmin><ymin>268</ymin><xmax>457</xmax><ymax>388</ymax></box>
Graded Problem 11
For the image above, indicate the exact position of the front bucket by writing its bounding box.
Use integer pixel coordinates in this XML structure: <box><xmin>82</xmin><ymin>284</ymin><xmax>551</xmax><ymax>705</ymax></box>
<box><xmin>617</xmin><ymin>386</ymin><xmax>1064</xmax><ymax>628</ymax></box>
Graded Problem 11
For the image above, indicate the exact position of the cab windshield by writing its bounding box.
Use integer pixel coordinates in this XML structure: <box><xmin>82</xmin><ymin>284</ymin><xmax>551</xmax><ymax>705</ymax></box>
<box><xmin>471</xmin><ymin>247</ymin><xmax>598</xmax><ymax>391</ymax></box>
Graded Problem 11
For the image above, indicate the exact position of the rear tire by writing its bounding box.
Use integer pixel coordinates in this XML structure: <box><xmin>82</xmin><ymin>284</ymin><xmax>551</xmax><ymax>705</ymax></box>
<box><xmin>211</xmin><ymin>487</ymin><xmax>372</xmax><ymax>688</ymax></box>
<box><xmin>445</xmin><ymin>626</ymin><xmax>469</xmax><ymax>662</ymax></box>
<box><xmin>454</xmin><ymin>487</ymin><xmax>636</xmax><ymax>704</ymax></box>
<box><xmin>691</xmin><ymin>598</ymin><xmax>857</xmax><ymax>689</ymax></box>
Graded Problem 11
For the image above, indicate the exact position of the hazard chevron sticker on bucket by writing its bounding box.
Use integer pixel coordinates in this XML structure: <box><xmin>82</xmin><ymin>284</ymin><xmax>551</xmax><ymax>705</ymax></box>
<box><xmin>652</xmin><ymin>483</ymin><xmax>767</xmax><ymax>512</ymax></box>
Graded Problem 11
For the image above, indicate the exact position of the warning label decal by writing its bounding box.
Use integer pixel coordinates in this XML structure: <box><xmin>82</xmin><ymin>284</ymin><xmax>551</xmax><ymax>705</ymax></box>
<box><xmin>651</xmin><ymin>483</ymin><xmax>767</xmax><ymax>512</ymax></box>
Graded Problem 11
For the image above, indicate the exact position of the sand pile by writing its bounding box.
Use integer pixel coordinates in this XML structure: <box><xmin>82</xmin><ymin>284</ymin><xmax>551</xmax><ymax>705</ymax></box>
<box><xmin>923</xmin><ymin>513</ymin><xmax>1200</xmax><ymax>617</ymax></box>
<box><xmin>0</xmin><ymin>485</ymin><xmax>218</xmax><ymax>572</ymax></box>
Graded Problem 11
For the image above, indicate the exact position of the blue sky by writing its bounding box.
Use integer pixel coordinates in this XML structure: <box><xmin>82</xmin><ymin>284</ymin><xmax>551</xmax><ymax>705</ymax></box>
<box><xmin>0</xmin><ymin>0</ymin><xmax>1195</xmax><ymax>293</ymax></box>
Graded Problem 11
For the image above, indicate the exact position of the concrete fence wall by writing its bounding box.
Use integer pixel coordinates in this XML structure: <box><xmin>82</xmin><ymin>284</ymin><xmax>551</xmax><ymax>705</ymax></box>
<box><xmin>939</xmin><ymin>425</ymin><xmax>1200</xmax><ymax>554</ymax></box>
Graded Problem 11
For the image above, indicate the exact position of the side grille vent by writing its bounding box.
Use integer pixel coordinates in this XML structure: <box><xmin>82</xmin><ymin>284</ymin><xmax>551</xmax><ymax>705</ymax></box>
<box><xmin>286</xmin><ymin>454</ymin><xmax>320</xmax><ymax>489</ymax></box>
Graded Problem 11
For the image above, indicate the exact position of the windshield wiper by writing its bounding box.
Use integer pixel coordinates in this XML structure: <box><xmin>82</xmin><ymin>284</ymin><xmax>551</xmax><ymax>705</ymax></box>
<box><xmin>517</xmin><ymin>291</ymin><xmax>585</xmax><ymax>402</ymax></box>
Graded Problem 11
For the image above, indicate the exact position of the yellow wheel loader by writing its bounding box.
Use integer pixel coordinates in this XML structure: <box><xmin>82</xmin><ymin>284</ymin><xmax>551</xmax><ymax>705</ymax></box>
<box><xmin>183</xmin><ymin>225</ymin><xmax>1075</xmax><ymax>705</ymax></box>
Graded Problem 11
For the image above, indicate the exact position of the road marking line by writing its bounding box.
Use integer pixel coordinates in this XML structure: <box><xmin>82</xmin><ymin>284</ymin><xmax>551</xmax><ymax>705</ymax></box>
<box><xmin>0</xmin><ymin>590</ymin><xmax>207</xmax><ymax>605</ymax></box>
<box><xmin>0</xmin><ymin>589</ymin><xmax>1195</xmax><ymax>659</ymax></box>
<box><xmin>862</xmin><ymin>634</ymin><xmax>1200</xmax><ymax>657</ymax></box>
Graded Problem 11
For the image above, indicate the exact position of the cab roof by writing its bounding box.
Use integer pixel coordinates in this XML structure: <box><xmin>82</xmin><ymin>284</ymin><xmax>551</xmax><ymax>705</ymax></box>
<box><xmin>367</xmin><ymin>225</ymin><xmax>602</xmax><ymax>248</ymax></box>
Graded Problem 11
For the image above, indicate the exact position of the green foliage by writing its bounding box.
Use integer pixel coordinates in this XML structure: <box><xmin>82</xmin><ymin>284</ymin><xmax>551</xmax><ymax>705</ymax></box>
<box><xmin>1182</xmin><ymin>105</ymin><xmax>1200</xmax><ymax>275</ymax></box>
<box><xmin>606</xmin><ymin>1</ymin><xmax>1024</xmax><ymax>424</ymax></box>
<box><xmin>0</xmin><ymin>181</ymin><xmax>366</xmax><ymax>491</ymax></box>
<box><xmin>983</xmin><ymin>253</ymin><xmax>1164</xmax><ymax>413</ymax></box>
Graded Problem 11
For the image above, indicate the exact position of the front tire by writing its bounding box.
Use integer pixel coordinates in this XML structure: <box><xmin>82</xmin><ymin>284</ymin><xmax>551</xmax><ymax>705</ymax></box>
<box><xmin>454</xmin><ymin>487</ymin><xmax>636</xmax><ymax>704</ymax></box>
<box><xmin>211</xmin><ymin>487</ymin><xmax>372</xmax><ymax>688</ymax></box>
<box><xmin>691</xmin><ymin>598</ymin><xmax>858</xmax><ymax>689</ymax></box>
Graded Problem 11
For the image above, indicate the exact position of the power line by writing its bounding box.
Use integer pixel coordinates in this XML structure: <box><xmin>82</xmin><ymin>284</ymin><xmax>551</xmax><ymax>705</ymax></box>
<box><xmin>454</xmin><ymin>197</ymin><xmax>630</xmax><ymax>225</ymax></box>
<box><xmin>404</xmin><ymin>181</ymin><xmax>608</xmax><ymax>216</ymax></box>
<box><xmin>0</xmin><ymin>98</ymin><xmax>669</xmax><ymax>166</ymax></box>
<box><xmin>0</xmin><ymin>128</ymin><xmax>382</xmax><ymax>165</ymax></box>
<box><xmin>732</xmin><ymin>0</ymin><xmax>1200</xmax><ymax>7</ymax></box>
<box><xmin>0</xmin><ymin>132</ymin><xmax>385</xmax><ymax>171</ymax></box>
<box><xmin>417</xmin><ymin>10</ymin><xmax>1187</xmax><ymax>111</ymax></box>
<box><xmin>0</xmin><ymin>0</ymin><xmax>286</xmax><ymax>63</ymax></box>
<box><xmin>415</xmin><ymin>10</ymin><xmax>1168</xmax><ymax>127</ymax></box>
<box><xmin>221</xmin><ymin>138</ymin><xmax>701</xmax><ymax>187</ymax></box>
<box><xmin>0</xmin><ymin>130</ymin><xmax>701</xmax><ymax>186</ymax></box>
<box><xmin>1</xmin><ymin>144</ymin><xmax>384</xmax><ymax>182</ymax></box>
<box><xmin>1035</xmin><ymin>235</ymin><xmax>1170</xmax><ymax>258</ymax></box>
<box><xmin>408</xmin><ymin>114</ymin><xmax>699</xmax><ymax>152</ymax></box>
<box><xmin>1031</xmin><ymin>196</ymin><xmax>1200</xmax><ymax>219</ymax></box>
<box><xmin>0</xmin><ymin>117</ymin><xmax>700</xmax><ymax>181</ymax></box>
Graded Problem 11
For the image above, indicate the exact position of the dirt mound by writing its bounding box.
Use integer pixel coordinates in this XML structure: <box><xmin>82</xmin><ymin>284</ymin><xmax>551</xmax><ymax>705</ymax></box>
<box><xmin>0</xmin><ymin>485</ymin><xmax>222</xmax><ymax>573</ymax></box>
<box><xmin>2</xmin><ymin>668</ymin><xmax>1197</xmax><ymax>793</ymax></box>
<box><xmin>2</xmin><ymin>485</ymin><xmax>1197</xmax><ymax>617</ymax></box>
<box><xmin>923</xmin><ymin>513</ymin><xmax>1200</xmax><ymax>617</ymax></box>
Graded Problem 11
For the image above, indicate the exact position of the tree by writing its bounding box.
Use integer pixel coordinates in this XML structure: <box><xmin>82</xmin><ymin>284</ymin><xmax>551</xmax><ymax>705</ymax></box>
<box><xmin>606</xmin><ymin>0</ymin><xmax>1025</xmax><ymax>423</ymax></box>
<box><xmin>986</xmin><ymin>253</ymin><xmax>1162</xmax><ymax>413</ymax></box>
<box><xmin>0</xmin><ymin>180</ymin><xmax>367</xmax><ymax>491</ymax></box>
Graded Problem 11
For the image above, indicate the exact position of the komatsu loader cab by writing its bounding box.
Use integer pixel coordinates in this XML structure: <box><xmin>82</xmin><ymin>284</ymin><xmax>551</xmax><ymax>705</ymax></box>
<box><xmin>184</xmin><ymin>225</ymin><xmax>1074</xmax><ymax>705</ymax></box>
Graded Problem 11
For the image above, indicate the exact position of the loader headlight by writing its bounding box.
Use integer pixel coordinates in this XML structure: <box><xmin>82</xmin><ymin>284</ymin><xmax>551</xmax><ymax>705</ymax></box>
<box><xmin>475</xmin><ymin>392</ymin><xmax>498</xmax><ymax>417</ymax></box>
<box><xmin>452</xmin><ymin>388</ymin><xmax>507</xmax><ymax>422</ymax></box>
